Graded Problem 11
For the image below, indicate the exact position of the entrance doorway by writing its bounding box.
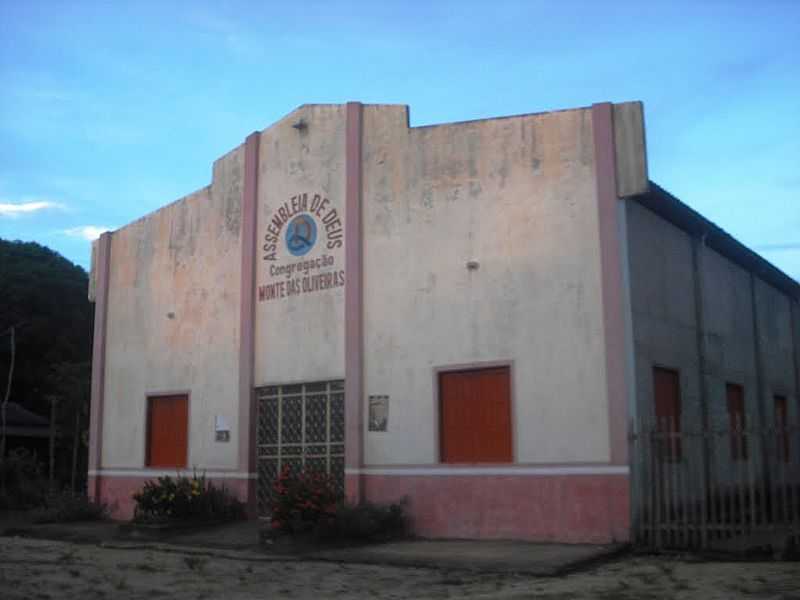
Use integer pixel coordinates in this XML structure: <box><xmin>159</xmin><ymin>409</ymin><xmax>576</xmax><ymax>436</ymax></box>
<box><xmin>255</xmin><ymin>380</ymin><xmax>344</xmax><ymax>517</ymax></box>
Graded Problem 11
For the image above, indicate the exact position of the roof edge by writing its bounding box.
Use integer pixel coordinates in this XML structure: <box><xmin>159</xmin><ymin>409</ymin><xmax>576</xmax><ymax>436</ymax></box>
<box><xmin>634</xmin><ymin>182</ymin><xmax>800</xmax><ymax>301</ymax></box>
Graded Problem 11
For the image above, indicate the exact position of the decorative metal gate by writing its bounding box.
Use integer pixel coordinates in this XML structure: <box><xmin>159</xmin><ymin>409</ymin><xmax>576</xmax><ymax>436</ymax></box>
<box><xmin>256</xmin><ymin>380</ymin><xmax>345</xmax><ymax>517</ymax></box>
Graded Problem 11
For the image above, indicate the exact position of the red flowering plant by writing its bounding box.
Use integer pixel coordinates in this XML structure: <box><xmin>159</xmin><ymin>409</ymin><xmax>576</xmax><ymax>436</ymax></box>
<box><xmin>269</xmin><ymin>465</ymin><xmax>339</xmax><ymax>534</ymax></box>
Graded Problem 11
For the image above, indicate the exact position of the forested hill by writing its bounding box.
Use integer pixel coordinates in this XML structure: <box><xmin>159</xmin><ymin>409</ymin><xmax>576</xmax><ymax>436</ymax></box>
<box><xmin>0</xmin><ymin>238</ymin><xmax>92</xmax><ymax>417</ymax></box>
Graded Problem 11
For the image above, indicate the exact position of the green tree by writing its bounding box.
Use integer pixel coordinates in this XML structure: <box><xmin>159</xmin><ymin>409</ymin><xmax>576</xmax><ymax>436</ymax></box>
<box><xmin>0</xmin><ymin>238</ymin><xmax>92</xmax><ymax>491</ymax></box>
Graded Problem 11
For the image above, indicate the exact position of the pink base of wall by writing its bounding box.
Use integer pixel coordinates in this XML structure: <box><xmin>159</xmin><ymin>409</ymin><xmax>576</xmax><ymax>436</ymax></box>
<box><xmin>91</xmin><ymin>472</ymin><xmax>629</xmax><ymax>543</ymax></box>
<box><xmin>89</xmin><ymin>476</ymin><xmax>253</xmax><ymax>521</ymax></box>
<box><xmin>361</xmin><ymin>473</ymin><xmax>630</xmax><ymax>544</ymax></box>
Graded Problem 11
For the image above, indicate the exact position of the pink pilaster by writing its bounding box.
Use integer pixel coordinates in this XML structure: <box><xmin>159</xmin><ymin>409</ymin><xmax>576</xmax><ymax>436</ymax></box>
<box><xmin>238</xmin><ymin>131</ymin><xmax>261</xmax><ymax>516</ymax></box>
<box><xmin>591</xmin><ymin>103</ymin><xmax>630</xmax><ymax>467</ymax></box>
<box><xmin>88</xmin><ymin>232</ymin><xmax>111</xmax><ymax>500</ymax></box>
<box><xmin>345</xmin><ymin>101</ymin><xmax>364</xmax><ymax>503</ymax></box>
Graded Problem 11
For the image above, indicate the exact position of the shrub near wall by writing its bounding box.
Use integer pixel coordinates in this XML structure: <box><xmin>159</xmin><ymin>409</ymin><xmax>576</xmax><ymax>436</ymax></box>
<box><xmin>269</xmin><ymin>466</ymin><xmax>407</xmax><ymax>543</ymax></box>
<box><xmin>0</xmin><ymin>448</ymin><xmax>49</xmax><ymax>509</ymax></box>
<box><xmin>31</xmin><ymin>491</ymin><xmax>108</xmax><ymax>523</ymax></box>
<box><xmin>132</xmin><ymin>472</ymin><xmax>244</xmax><ymax>524</ymax></box>
<box><xmin>270</xmin><ymin>466</ymin><xmax>339</xmax><ymax>534</ymax></box>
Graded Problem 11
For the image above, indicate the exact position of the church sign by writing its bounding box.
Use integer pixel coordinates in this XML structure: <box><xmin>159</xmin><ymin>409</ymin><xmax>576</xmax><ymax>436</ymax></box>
<box><xmin>258</xmin><ymin>192</ymin><xmax>345</xmax><ymax>302</ymax></box>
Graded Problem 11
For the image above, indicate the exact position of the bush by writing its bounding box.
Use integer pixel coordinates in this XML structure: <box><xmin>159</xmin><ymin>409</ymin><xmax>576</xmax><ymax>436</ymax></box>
<box><xmin>132</xmin><ymin>472</ymin><xmax>245</xmax><ymax>523</ymax></box>
<box><xmin>31</xmin><ymin>491</ymin><xmax>108</xmax><ymax>523</ymax></box>
<box><xmin>269</xmin><ymin>466</ymin><xmax>407</xmax><ymax>542</ymax></box>
<box><xmin>0</xmin><ymin>447</ymin><xmax>48</xmax><ymax>509</ymax></box>
<box><xmin>269</xmin><ymin>465</ymin><xmax>339</xmax><ymax>534</ymax></box>
<box><xmin>316</xmin><ymin>501</ymin><xmax>407</xmax><ymax>542</ymax></box>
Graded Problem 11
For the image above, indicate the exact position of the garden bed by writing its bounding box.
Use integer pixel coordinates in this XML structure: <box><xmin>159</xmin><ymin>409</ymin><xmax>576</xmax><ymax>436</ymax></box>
<box><xmin>263</xmin><ymin>466</ymin><xmax>409</xmax><ymax>550</ymax></box>
<box><xmin>130</xmin><ymin>472</ymin><xmax>245</xmax><ymax>524</ymax></box>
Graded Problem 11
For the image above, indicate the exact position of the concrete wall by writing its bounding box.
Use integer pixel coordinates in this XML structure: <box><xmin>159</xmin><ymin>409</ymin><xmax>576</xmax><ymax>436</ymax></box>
<box><xmin>702</xmin><ymin>246</ymin><xmax>762</xmax><ymax>439</ymax></box>
<box><xmin>253</xmin><ymin>105</ymin><xmax>346</xmax><ymax>385</ymax></box>
<box><xmin>626</xmin><ymin>202</ymin><xmax>703</xmax><ymax>428</ymax></box>
<box><xmin>92</xmin><ymin>100</ymin><xmax>646</xmax><ymax>539</ymax></box>
<box><xmin>101</xmin><ymin>145</ymin><xmax>244</xmax><ymax>471</ymax></box>
<box><xmin>626</xmin><ymin>199</ymin><xmax>799</xmax><ymax>475</ymax></box>
<box><xmin>755</xmin><ymin>277</ymin><xmax>797</xmax><ymax>418</ymax></box>
<box><xmin>361</xmin><ymin>106</ymin><xmax>611</xmax><ymax>465</ymax></box>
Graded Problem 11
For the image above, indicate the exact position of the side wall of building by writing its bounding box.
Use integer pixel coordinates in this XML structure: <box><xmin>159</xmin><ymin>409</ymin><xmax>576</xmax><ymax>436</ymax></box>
<box><xmin>93</xmin><ymin>146</ymin><xmax>246</xmax><ymax>517</ymax></box>
<box><xmin>626</xmin><ymin>200</ymin><xmax>799</xmax><ymax>482</ymax></box>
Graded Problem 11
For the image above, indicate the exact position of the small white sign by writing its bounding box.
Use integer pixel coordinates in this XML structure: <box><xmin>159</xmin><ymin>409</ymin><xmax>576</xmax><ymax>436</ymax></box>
<box><xmin>215</xmin><ymin>415</ymin><xmax>229</xmax><ymax>432</ymax></box>
<box><xmin>215</xmin><ymin>415</ymin><xmax>230</xmax><ymax>442</ymax></box>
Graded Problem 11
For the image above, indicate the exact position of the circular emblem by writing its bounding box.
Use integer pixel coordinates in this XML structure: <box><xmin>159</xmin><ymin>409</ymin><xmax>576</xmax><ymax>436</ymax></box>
<box><xmin>285</xmin><ymin>213</ymin><xmax>317</xmax><ymax>256</ymax></box>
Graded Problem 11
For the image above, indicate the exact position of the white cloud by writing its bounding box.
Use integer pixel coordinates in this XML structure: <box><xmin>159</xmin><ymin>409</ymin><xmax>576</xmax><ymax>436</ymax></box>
<box><xmin>0</xmin><ymin>200</ymin><xmax>64</xmax><ymax>217</ymax></box>
<box><xmin>63</xmin><ymin>226</ymin><xmax>114</xmax><ymax>241</ymax></box>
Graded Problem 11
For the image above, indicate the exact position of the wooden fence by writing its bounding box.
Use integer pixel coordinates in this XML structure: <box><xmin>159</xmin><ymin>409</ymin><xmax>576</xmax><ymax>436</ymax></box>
<box><xmin>629</xmin><ymin>417</ymin><xmax>800</xmax><ymax>552</ymax></box>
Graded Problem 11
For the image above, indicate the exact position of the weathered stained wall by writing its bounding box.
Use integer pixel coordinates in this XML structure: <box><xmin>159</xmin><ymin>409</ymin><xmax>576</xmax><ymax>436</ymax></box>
<box><xmin>626</xmin><ymin>199</ymin><xmax>799</xmax><ymax>471</ymax></box>
<box><xmin>101</xmin><ymin>145</ymin><xmax>244</xmax><ymax>471</ymax></box>
<box><xmin>702</xmin><ymin>245</ymin><xmax>762</xmax><ymax>437</ymax></box>
<box><xmin>626</xmin><ymin>202</ymin><xmax>703</xmax><ymax>426</ymax></box>
<box><xmin>253</xmin><ymin>105</ymin><xmax>346</xmax><ymax>385</ymax></box>
<box><xmin>361</xmin><ymin>106</ymin><xmax>611</xmax><ymax>465</ymax></box>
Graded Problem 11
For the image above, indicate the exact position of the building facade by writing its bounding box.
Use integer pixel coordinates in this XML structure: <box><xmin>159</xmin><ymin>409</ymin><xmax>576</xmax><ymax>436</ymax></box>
<box><xmin>88</xmin><ymin>101</ymin><xmax>799</xmax><ymax>543</ymax></box>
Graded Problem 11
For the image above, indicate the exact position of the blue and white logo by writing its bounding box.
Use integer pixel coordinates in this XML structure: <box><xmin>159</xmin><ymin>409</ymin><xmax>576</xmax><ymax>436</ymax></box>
<box><xmin>285</xmin><ymin>213</ymin><xmax>317</xmax><ymax>256</ymax></box>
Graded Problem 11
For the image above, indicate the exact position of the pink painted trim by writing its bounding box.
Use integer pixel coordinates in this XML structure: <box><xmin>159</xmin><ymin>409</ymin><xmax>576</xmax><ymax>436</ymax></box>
<box><xmin>363</xmin><ymin>472</ymin><xmax>630</xmax><ymax>543</ymax></box>
<box><xmin>350</xmin><ymin>463</ymin><xmax>630</xmax><ymax>472</ymax></box>
<box><xmin>345</xmin><ymin>101</ymin><xmax>364</xmax><ymax>503</ymax></box>
<box><xmin>239</xmin><ymin>133</ymin><xmax>260</xmax><ymax>482</ymax></box>
<box><xmin>432</xmin><ymin>360</ymin><xmax>515</xmax><ymax>463</ymax></box>
<box><xmin>591</xmin><ymin>103</ymin><xmax>629</xmax><ymax>466</ymax></box>
<box><xmin>88</xmin><ymin>232</ymin><xmax>111</xmax><ymax>499</ymax></box>
<box><xmin>90</xmin><ymin>468</ymin><xmax>255</xmax><ymax>477</ymax></box>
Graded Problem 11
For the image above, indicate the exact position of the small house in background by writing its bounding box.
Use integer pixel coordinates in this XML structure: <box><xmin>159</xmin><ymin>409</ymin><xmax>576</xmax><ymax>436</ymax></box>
<box><xmin>87</xmin><ymin>101</ymin><xmax>799</xmax><ymax>545</ymax></box>
<box><xmin>2</xmin><ymin>401</ymin><xmax>49</xmax><ymax>459</ymax></box>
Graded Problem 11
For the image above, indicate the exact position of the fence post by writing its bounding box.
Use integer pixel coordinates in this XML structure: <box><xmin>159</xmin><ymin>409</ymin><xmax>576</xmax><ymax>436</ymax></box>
<box><xmin>746</xmin><ymin>418</ymin><xmax>756</xmax><ymax>537</ymax></box>
<box><xmin>630</xmin><ymin>418</ymin><xmax>641</xmax><ymax>545</ymax></box>
<box><xmin>670</xmin><ymin>415</ymin><xmax>680</xmax><ymax>548</ymax></box>
<box><xmin>680</xmin><ymin>425</ymin><xmax>689</xmax><ymax>547</ymax></box>
<box><xmin>699</xmin><ymin>425</ymin><xmax>708</xmax><ymax>548</ymax></box>
<box><xmin>736</xmin><ymin>415</ymin><xmax>747</xmax><ymax>541</ymax></box>
<box><xmin>654</xmin><ymin>418</ymin><xmax>662</xmax><ymax>550</ymax></box>
<box><xmin>645</xmin><ymin>416</ymin><xmax>655</xmax><ymax>547</ymax></box>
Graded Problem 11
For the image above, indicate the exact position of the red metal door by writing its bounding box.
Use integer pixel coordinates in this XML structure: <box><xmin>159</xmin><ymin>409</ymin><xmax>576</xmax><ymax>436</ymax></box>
<box><xmin>440</xmin><ymin>367</ymin><xmax>512</xmax><ymax>463</ymax></box>
<box><xmin>775</xmin><ymin>395</ymin><xmax>789</xmax><ymax>462</ymax></box>
<box><xmin>726</xmin><ymin>383</ymin><xmax>747</xmax><ymax>460</ymax></box>
<box><xmin>146</xmin><ymin>394</ymin><xmax>188</xmax><ymax>467</ymax></box>
<box><xmin>653</xmin><ymin>367</ymin><xmax>681</xmax><ymax>460</ymax></box>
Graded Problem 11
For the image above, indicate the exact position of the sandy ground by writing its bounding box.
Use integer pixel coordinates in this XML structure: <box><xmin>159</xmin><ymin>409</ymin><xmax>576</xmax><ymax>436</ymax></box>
<box><xmin>1</xmin><ymin>537</ymin><xmax>798</xmax><ymax>599</ymax></box>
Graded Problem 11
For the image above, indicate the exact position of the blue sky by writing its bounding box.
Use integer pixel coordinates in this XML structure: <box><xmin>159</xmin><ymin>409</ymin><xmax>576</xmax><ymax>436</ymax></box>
<box><xmin>1</xmin><ymin>0</ymin><xmax>798</xmax><ymax>280</ymax></box>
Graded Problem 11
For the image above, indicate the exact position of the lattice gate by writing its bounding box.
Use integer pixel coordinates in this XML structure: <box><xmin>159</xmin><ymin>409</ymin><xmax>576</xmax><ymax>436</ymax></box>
<box><xmin>256</xmin><ymin>380</ymin><xmax>345</xmax><ymax>517</ymax></box>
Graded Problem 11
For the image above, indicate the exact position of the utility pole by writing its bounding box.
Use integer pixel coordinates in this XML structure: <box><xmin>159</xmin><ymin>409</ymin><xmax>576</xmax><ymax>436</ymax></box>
<box><xmin>1</xmin><ymin>325</ymin><xmax>16</xmax><ymax>495</ymax></box>
<box><xmin>48</xmin><ymin>395</ymin><xmax>59</xmax><ymax>493</ymax></box>
<box><xmin>71</xmin><ymin>409</ymin><xmax>80</xmax><ymax>494</ymax></box>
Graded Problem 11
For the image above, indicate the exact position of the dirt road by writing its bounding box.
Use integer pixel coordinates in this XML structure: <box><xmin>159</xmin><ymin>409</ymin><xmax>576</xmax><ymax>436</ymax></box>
<box><xmin>1</xmin><ymin>537</ymin><xmax>798</xmax><ymax>599</ymax></box>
